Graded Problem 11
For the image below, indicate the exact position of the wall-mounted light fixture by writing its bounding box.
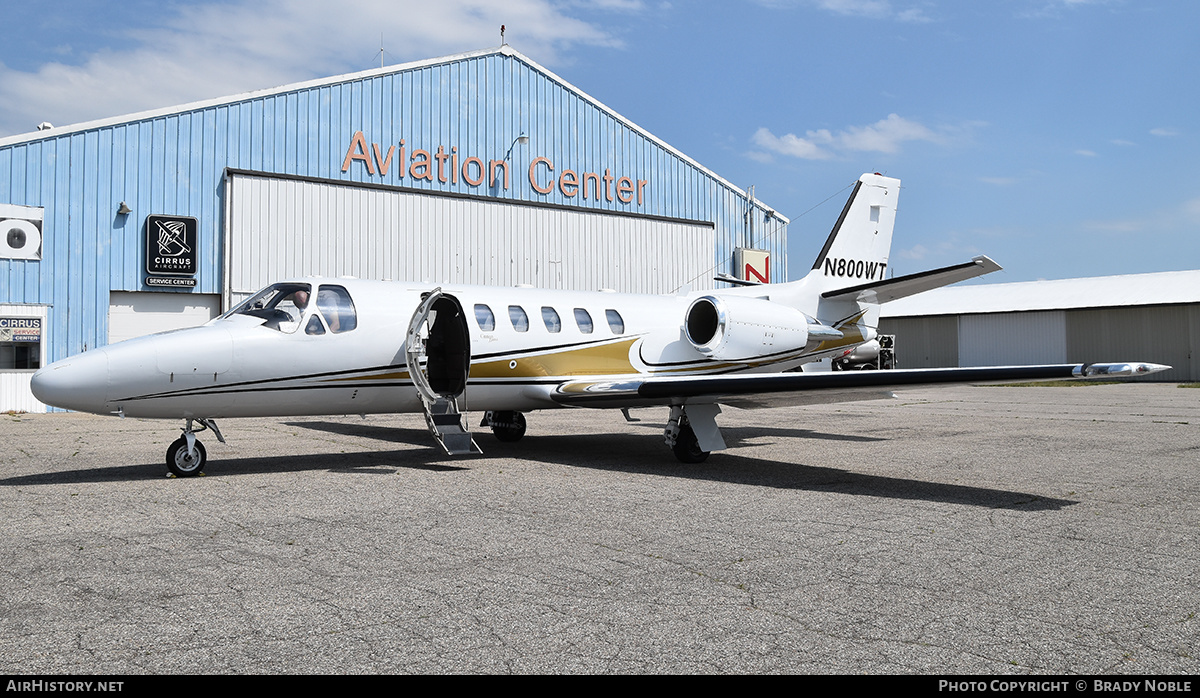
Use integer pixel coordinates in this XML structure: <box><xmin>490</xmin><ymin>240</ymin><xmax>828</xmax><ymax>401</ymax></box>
<box><xmin>117</xmin><ymin>202</ymin><xmax>132</xmax><ymax>215</ymax></box>
<box><xmin>504</xmin><ymin>132</ymin><xmax>529</xmax><ymax>161</ymax></box>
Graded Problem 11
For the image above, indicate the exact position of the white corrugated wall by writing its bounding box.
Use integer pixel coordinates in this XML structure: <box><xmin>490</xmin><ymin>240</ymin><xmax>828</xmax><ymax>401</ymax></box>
<box><xmin>226</xmin><ymin>173</ymin><xmax>714</xmax><ymax>300</ymax></box>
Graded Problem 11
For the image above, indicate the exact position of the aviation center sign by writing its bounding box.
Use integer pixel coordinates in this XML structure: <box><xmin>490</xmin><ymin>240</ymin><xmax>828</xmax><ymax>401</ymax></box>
<box><xmin>145</xmin><ymin>215</ymin><xmax>198</xmax><ymax>287</ymax></box>
<box><xmin>342</xmin><ymin>131</ymin><xmax>650</xmax><ymax>206</ymax></box>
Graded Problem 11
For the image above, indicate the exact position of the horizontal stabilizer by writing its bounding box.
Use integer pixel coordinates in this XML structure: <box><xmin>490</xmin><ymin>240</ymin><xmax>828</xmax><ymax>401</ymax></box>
<box><xmin>822</xmin><ymin>255</ymin><xmax>1002</xmax><ymax>305</ymax></box>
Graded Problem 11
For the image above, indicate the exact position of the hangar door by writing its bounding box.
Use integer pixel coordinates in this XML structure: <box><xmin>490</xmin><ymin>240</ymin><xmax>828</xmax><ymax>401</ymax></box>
<box><xmin>108</xmin><ymin>292</ymin><xmax>222</xmax><ymax>344</ymax></box>
<box><xmin>958</xmin><ymin>311</ymin><xmax>1067</xmax><ymax>367</ymax></box>
<box><xmin>225</xmin><ymin>172</ymin><xmax>715</xmax><ymax>303</ymax></box>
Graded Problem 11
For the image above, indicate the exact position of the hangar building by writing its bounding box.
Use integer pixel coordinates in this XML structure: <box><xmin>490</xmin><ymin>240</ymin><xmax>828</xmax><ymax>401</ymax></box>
<box><xmin>0</xmin><ymin>46</ymin><xmax>788</xmax><ymax>412</ymax></box>
<box><xmin>879</xmin><ymin>269</ymin><xmax>1200</xmax><ymax>382</ymax></box>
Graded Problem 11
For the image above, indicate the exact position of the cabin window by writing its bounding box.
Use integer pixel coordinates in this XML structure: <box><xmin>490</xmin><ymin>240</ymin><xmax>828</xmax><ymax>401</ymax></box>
<box><xmin>474</xmin><ymin>304</ymin><xmax>495</xmax><ymax>331</ymax></box>
<box><xmin>573</xmin><ymin>308</ymin><xmax>594</xmax><ymax>334</ymax></box>
<box><xmin>509</xmin><ymin>305</ymin><xmax>530</xmax><ymax>332</ymax></box>
<box><xmin>606</xmin><ymin>309</ymin><xmax>625</xmax><ymax>334</ymax></box>
<box><xmin>541</xmin><ymin>307</ymin><xmax>562</xmax><ymax>333</ymax></box>
<box><xmin>228</xmin><ymin>282</ymin><xmax>312</xmax><ymax>334</ymax></box>
<box><xmin>316</xmin><ymin>285</ymin><xmax>357</xmax><ymax>333</ymax></box>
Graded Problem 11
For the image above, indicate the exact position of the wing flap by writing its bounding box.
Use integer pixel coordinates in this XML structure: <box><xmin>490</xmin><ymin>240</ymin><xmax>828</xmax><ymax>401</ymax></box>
<box><xmin>551</xmin><ymin>363</ymin><xmax>1170</xmax><ymax>409</ymax></box>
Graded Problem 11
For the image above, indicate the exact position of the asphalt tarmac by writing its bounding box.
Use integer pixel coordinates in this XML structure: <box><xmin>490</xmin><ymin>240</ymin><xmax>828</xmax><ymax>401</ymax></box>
<box><xmin>1</xmin><ymin>383</ymin><xmax>1197</xmax><ymax>674</ymax></box>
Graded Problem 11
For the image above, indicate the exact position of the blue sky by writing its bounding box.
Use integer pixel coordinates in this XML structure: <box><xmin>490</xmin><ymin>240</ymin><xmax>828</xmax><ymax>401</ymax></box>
<box><xmin>1</xmin><ymin>0</ymin><xmax>1195</xmax><ymax>282</ymax></box>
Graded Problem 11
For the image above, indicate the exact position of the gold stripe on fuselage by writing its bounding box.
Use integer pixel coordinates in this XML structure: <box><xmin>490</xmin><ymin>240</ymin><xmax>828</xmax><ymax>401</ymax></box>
<box><xmin>813</xmin><ymin>309</ymin><xmax>869</xmax><ymax>353</ymax></box>
<box><xmin>471</xmin><ymin>338</ymin><xmax>639</xmax><ymax>377</ymax></box>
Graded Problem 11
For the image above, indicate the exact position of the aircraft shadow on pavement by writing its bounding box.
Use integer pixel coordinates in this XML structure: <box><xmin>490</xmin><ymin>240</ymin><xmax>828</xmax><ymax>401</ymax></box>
<box><xmin>0</xmin><ymin>421</ymin><xmax>1073</xmax><ymax>511</ymax></box>
<box><xmin>283</xmin><ymin>419</ymin><xmax>435</xmax><ymax>445</ymax></box>
<box><xmin>277</xmin><ymin>419</ymin><xmax>1073</xmax><ymax>511</ymax></box>
<box><xmin>0</xmin><ymin>448</ymin><xmax>466</xmax><ymax>486</ymax></box>
<box><xmin>482</xmin><ymin>431</ymin><xmax>1076</xmax><ymax>512</ymax></box>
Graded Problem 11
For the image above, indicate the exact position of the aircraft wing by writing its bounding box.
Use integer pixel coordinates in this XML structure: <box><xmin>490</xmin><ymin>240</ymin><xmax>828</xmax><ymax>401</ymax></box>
<box><xmin>550</xmin><ymin>362</ymin><xmax>1170</xmax><ymax>409</ymax></box>
<box><xmin>822</xmin><ymin>255</ymin><xmax>1002</xmax><ymax>305</ymax></box>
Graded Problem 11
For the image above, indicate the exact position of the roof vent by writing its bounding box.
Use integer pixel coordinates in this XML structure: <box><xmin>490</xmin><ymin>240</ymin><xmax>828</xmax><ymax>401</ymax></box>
<box><xmin>37</xmin><ymin>122</ymin><xmax>54</xmax><ymax>131</ymax></box>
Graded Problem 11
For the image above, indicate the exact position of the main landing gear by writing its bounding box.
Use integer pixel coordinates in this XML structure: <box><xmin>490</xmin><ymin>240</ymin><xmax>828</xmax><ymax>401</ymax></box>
<box><xmin>481</xmin><ymin>411</ymin><xmax>527</xmax><ymax>442</ymax></box>
<box><xmin>670</xmin><ymin>422</ymin><xmax>708</xmax><ymax>464</ymax></box>
<box><xmin>663</xmin><ymin>405</ymin><xmax>724</xmax><ymax>464</ymax></box>
<box><xmin>165</xmin><ymin>418</ymin><xmax>224</xmax><ymax>477</ymax></box>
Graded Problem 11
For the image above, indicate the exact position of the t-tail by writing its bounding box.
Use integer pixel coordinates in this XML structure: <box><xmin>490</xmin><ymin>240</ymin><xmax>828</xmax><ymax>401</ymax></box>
<box><xmin>746</xmin><ymin>173</ymin><xmax>1001</xmax><ymax>361</ymax></box>
<box><xmin>794</xmin><ymin>173</ymin><xmax>1001</xmax><ymax>327</ymax></box>
<box><xmin>809</xmin><ymin>172</ymin><xmax>901</xmax><ymax>298</ymax></box>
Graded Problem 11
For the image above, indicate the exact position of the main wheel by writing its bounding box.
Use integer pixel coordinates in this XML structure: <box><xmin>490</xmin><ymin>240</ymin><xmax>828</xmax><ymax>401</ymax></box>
<box><xmin>166</xmin><ymin>437</ymin><xmax>207</xmax><ymax>477</ymax></box>
<box><xmin>489</xmin><ymin>411</ymin><xmax>527</xmax><ymax>442</ymax></box>
<box><xmin>672</xmin><ymin>423</ymin><xmax>709</xmax><ymax>464</ymax></box>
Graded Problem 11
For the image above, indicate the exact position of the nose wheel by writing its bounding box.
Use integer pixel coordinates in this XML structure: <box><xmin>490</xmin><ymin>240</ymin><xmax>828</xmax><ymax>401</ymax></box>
<box><xmin>167</xmin><ymin>437</ymin><xmax>207</xmax><ymax>477</ymax></box>
<box><xmin>165</xmin><ymin>418</ymin><xmax>224</xmax><ymax>477</ymax></box>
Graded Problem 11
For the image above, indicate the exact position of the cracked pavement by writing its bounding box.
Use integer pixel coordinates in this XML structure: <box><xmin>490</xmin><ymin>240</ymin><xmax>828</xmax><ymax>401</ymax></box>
<box><xmin>0</xmin><ymin>383</ymin><xmax>1197</xmax><ymax>673</ymax></box>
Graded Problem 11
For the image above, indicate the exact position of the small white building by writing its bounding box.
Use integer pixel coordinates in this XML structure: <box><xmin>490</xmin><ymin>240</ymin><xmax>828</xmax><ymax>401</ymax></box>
<box><xmin>879</xmin><ymin>269</ymin><xmax>1200</xmax><ymax>382</ymax></box>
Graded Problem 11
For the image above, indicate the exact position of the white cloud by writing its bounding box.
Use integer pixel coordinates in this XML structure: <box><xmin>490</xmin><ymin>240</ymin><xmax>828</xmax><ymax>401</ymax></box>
<box><xmin>1081</xmin><ymin>196</ymin><xmax>1200</xmax><ymax>236</ymax></box>
<box><xmin>752</xmin><ymin>113</ymin><xmax>949</xmax><ymax>160</ymax></box>
<box><xmin>1184</xmin><ymin>197</ymin><xmax>1200</xmax><ymax>218</ymax></box>
<box><xmin>837</xmin><ymin>113</ymin><xmax>944</xmax><ymax>152</ymax></box>
<box><xmin>1017</xmin><ymin>0</ymin><xmax>1118</xmax><ymax>20</ymax></box>
<box><xmin>895</xmin><ymin>232</ymin><xmax>984</xmax><ymax>264</ymax></box>
<box><xmin>1150</xmin><ymin>127</ymin><xmax>1179</xmax><ymax>137</ymax></box>
<box><xmin>752</xmin><ymin>0</ymin><xmax>932</xmax><ymax>22</ymax></box>
<box><xmin>814</xmin><ymin>0</ymin><xmax>893</xmax><ymax>17</ymax></box>
<box><xmin>0</xmin><ymin>0</ymin><xmax>620</xmax><ymax>137</ymax></box>
<box><xmin>752</xmin><ymin>126</ymin><xmax>833</xmax><ymax>160</ymax></box>
<box><xmin>572</xmin><ymin>0</ymin><xmax>646</xmax><ymax>10</ymax></box>
<box><xmin>1075</xmin><ymin>149</ymin><xmax>1098</xmax><ymax>157</ymax></box>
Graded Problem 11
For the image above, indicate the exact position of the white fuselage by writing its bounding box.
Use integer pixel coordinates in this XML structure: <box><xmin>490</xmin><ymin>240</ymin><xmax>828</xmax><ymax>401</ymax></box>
<box><xmin>31</xmin><ymin>277</ymin><xmax>867</xmax><ymax>420</ymax></box>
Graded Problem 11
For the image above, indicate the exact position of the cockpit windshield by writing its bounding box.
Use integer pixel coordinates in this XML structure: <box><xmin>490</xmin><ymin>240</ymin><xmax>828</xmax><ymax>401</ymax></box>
<box><xmin>224</xmin><ymin>283</ymin><xmax>312</xmax><ymax>333</ymax></box>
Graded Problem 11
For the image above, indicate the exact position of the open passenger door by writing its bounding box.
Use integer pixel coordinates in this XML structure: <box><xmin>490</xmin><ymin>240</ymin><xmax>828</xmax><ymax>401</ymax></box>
<box><xmin>405</xmin><ymin>289</ymin><xmax>481</xmax><ymax>455</ymax></box>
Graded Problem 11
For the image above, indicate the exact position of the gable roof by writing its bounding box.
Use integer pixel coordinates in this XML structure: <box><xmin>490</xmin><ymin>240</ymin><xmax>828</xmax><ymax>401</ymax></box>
<box><xmin>0</xmin><ymin>45</ymin><xmax>785</xmax><ymax>222</ymax></box>
<box><xmin>881</xmin><ymin>269</ymin><xmax>1200</xmax><ymax>317</ymax></box>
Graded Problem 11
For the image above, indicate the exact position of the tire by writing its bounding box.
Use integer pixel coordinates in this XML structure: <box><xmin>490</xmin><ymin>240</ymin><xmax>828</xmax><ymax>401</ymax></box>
<box><xmin>166</xmin><ymin>437</ymin><xmax>207</xmax><ymax>477</ymax></box>
<box><xmin>490</xmin><ymin>411</ymin><xmax>527</xmax><ymax>443</ymax></box>
<box><xmin>672</xmin><ymin>423</ymin><xmax>709</xmax><ymax>464</ymax></box>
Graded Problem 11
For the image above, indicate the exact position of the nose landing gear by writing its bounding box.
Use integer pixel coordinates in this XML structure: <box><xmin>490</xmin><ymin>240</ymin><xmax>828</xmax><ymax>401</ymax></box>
<box><xmin>165</xmin><ymin>418</ymin><xmax>224</xmax><ymax>477</ymax></box>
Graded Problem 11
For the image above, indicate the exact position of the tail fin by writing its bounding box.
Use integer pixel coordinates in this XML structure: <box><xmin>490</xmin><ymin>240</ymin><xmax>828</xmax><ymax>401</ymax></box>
<box><xmin>809</xmin><ymin>173</ymin><xmax>900</xmax><ymax>295</ymax></box>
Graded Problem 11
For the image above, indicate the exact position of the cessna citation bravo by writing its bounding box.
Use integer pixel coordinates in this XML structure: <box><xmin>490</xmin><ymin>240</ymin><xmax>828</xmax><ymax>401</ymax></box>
<box><xmin>31</xmin><ymin>174</ymin><xmax>1168</xmax><ymax>476</ymax></box>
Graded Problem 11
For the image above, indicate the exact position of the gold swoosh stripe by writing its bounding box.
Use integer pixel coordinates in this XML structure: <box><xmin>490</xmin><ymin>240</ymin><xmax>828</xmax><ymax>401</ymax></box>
<box><xmin>472</xmin><ymin>338</ymin><xmax>639</xmax><ymax>377</ymax></box>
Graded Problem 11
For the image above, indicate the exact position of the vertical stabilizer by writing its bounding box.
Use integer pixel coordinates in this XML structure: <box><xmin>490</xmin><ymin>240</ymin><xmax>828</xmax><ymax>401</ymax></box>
<box><xmin>809</xmin><ymin>173</ymin><xmax>900</xmax><ymax>295</ymax></box>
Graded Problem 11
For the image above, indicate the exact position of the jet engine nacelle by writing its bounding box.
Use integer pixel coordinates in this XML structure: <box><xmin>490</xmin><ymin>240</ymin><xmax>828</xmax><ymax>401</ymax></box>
<box><xmin>684</xmin><ymin>295</ymin><xmax>813</xmax><ymax>362</ymax></box>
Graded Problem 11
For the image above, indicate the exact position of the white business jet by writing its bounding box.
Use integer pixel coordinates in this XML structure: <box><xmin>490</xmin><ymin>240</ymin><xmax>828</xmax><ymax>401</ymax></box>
<box><xmin>31</xmin><ymin>174</ymin><xmax>1169</xmax><ymax>476</ymax></box>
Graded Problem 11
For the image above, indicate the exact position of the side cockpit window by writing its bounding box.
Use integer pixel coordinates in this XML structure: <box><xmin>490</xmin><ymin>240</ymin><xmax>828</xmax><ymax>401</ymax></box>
<box><xmin>228</xmin><ymin>283</ymin><xmax>312</xmax><ymax>334</ymax></box>
<box><xmin>316</xmin><ymin>285</ymin><xmax>357</xmax><ymax>333</ymax></box>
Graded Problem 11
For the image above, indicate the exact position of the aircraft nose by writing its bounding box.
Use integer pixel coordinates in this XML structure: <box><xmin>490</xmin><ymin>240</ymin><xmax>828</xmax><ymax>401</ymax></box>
<box><xmin>31</xmin><ymin>349</ymin><xmax>111</xmax><ymax>413</ymax></box>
